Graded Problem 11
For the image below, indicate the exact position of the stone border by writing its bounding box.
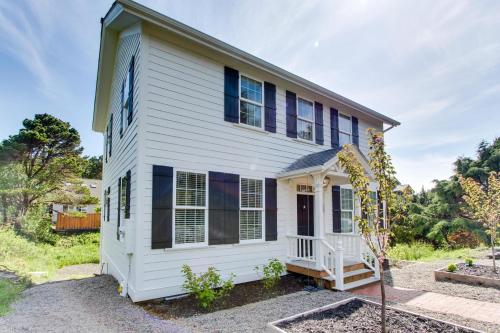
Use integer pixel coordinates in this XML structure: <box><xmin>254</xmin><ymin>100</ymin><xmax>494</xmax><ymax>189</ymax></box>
<box><xmin>434</xmin><ymin>266</ymin><xmax>500</xmax><ymax>288</ymax></box>
<box><xmin>266</xmin><ymin>297</ymin><xmax>483</xmax><ymax>333</ymax></box>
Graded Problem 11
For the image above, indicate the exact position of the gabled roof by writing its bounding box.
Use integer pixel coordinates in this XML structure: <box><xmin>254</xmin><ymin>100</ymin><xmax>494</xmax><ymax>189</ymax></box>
<box><xmin>93</xmin><ymin>0</ymin><xmax>400</xmax><ymax>132</ymax></box>
<box><xmin>284</xmin><ymin>148</ymin><xmax>342</xmax><ymax>173</ymax></box>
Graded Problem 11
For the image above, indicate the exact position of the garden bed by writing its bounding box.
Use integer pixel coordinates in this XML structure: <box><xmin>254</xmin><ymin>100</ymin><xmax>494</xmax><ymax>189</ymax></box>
<box><xmin>142</xmin><ymin>274</ymin><xmax>308</xmax><ymax>319</ymax></box>
<box><xmin>268</xmin><ymin>298</ymin><xmax>482</xmax><ymax>333</ymax></box>
<box><xmin>434</xmin><ymin>264</ymin><xmax>500</xmax><ymax>288</ymax></box>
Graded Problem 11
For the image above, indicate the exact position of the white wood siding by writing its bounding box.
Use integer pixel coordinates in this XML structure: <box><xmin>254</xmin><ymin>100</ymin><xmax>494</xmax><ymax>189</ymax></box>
<box><xmin>131</xmin><ymin>29</ymin><xmax>384</xmax><ymax>300</ymax></box>
<box><xmin>100</xmin><ymin>28</ymin><xmax>141</xmax><ymax>293</ymax></box>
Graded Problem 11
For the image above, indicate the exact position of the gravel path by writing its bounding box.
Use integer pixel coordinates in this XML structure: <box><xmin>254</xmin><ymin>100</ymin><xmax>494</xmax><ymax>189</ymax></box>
<box><xmin>385</xmin><ymin>258</ymin><xmax>500</xmax><ymax>304</ymax></box>
<box><xmin>0</xmin><ymin>275</ymin><xmax>187</xmax><ymax>333</ymax></box>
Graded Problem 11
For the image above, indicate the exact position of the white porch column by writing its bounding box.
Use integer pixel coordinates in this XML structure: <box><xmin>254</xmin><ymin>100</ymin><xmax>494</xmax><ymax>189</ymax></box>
<box><xmin>313</xmin><ymin>174</ymin><xmax>325</xmax><ymax>269</ymax></box>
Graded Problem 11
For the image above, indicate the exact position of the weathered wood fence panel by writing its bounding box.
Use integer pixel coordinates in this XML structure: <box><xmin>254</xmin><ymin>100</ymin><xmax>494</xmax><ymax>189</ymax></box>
<box><xmin>56</xmin><ymin>212</ymin><xmax>101</xmax><ymax>231</ymax></box>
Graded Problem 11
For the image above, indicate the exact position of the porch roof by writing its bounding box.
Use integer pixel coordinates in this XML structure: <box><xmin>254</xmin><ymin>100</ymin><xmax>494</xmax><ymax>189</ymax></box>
<box><xmin>284</xmin><ymin>148</ymin><xmax>342</xmax><ymax>173</ymax></box>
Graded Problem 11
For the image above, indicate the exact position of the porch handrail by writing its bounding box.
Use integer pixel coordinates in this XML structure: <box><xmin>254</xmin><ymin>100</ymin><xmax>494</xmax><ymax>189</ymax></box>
<box><xmin>286</xmin><ymin>234</ymin><xmax>319</xmax><ymax>264</ymax></box>
<box><xmin>360</xmin><ymin>236</ymin><xmax>380</xmax><ymax>279</ymax></box>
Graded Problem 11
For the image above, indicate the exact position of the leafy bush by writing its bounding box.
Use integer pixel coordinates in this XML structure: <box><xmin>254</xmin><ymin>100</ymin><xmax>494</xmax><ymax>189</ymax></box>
<box><xmin>465</xmin><ymin>258</ymin><xmax>474</xmax><ymax>266</ymax></box>
<box><xmin>447</xmin><ymin>263</ymin><xmax>457</xmax><ymax>272</ymax></box>
<box><xmin>254</xmin><ymin>258</ymin><xmax>285</xmax><ymax>289</ymax></box>
<box><xmin>181</xmin><ymin>265</ymin><xmax>234</xmax><ymax>309</ymax></box>
<box><xmin>447</xmin><ymin>230</ymin><xmax>480</xmax><ymax>249</ymax></box>
<box><xmin>18</xmin><ymin>205</ymin><xmax>57</xmax><ymax>244</ymax></box>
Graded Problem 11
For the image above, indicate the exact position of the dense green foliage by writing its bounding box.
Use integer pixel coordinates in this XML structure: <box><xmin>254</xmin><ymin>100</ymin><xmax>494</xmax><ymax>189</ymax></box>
<box><xmin>0</xmin><ymin>227</ymin><xmax>99</xmax><ymax>284</ymax></box>
<box><xmin>447</xmin><ymin>263</ymin><xmax>457</xmax><ymax>272</ymax></box>
<box><xmin>254</xmin><ymin>258</ymin><xmax>285</xmax><ymax>289</ymax></box>
<box><xmin>0</xmin><ymin>279</ymin><xmax>27</xmax><ymax>317</ymax></box>
<box><xmin>81</xmin><ymin>155</ymin><xmax>102</xmax><ymax>180</ymax></box>
<box><xmin>181</xmin><ymin>265</ymin><xmax>235</xmax><ymax>309</ymax></box>
<box><xmin>392</xmin><ymin>138</ymin><xmax>499</xmax><ymax>248</ymax></box>
<box><xmin>387</xmin><ymin>242</ymin><xmax>483</xmax><ymax>261</ymax></box>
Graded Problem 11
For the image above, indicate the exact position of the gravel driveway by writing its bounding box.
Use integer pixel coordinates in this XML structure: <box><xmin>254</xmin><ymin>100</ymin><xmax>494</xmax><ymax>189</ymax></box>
<box><xmin>0</xmin><ymin>275</ymin><xmax>187</xmax><ymax>333</ymax></box>
<box><xmin>385</xmin><ymin>258</ymin><xmax>500</xmax><ymax>303</ymax></box>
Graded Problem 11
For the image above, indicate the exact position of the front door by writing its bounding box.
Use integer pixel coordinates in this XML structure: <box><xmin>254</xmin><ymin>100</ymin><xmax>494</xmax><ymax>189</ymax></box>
<box><xmin>297</xmin><ymin>194</ymin><xmax>314</xmax><ymax>236</ymax></box>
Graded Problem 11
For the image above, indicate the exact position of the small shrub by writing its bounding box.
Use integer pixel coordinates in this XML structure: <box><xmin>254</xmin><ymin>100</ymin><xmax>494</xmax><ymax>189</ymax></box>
<box><xmin>19</xmin><ymin>206</ymin><xmax>57</xmax><ymax>244</ymax></box>
<box><xmin>181</xmin><ymin>265</ymin><xmax>234</xmax><ymax>309</ymax></box>
<box><xmin>465</xmin><ymin>258</ymin><xmax>474</xmax><ymax>267</ymax></box>
<box><xmin>254</xmin><ymin>258</ymin><xmax>285</xmax><ymax>289</ymax></box>
<box><xmin>447</xmin><ymin>263</ymin><xmax>457</xmax><ymax>272</ymax></box>
<box><xmin>446</xmin><ymin>230</ymin><xmax>480</xmax><ymax>249</ymax></box>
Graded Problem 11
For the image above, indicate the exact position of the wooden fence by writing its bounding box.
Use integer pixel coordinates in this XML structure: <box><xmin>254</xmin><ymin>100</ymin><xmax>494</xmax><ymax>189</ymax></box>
<box><xmin>55</xmin><ymin>212</ymin><xmax>101</xmax><ymax>231</ymax></box>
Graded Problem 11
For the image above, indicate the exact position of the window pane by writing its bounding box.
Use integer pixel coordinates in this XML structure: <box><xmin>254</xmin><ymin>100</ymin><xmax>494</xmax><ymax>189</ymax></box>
<box><xmin>240</xmin><ymin>101</ymin><xmax>262</xmax><ymax>128</ymax></box>
<box><xmin>339</xmin><ymin>114</ymin><xmax>351</xmax><ymax>133</ymax></box>
<box><xmin>120</xmin><ymin>177</ymin><xmax>127</xmax><ymax>210</ymax></box>
<box><xmin>341</xmin><ymin>188</ymin><xmax>353</xmax><ymax>210</ymax></box>
<box><xmin>339</xmin><ymin>132</ymin><xmax>351</xmax><ymax>146</ymax></box>
<box><xmin>240</xmin><ymin>210</ymin><xmax>262</xmax><ymax>240</ymax></box>
<box><xmin>175</xmin><ymin>209</ymin><xmax>205</xmax><ymax>244</ymax></box>
<box><xmin>297</xmin><ymin>119</ymin><xmax>313</xmax><ymax>141</ymax></box>
<box><xmin>240</xmin><ymin>76</ymin><xmax>262</xmax><ymax>103</ymax></box>
<box><xmin>241</xmin><ymin>178</ymin><xmax>263</xmax><ymax>208</ymax></box>
<box><xmin>341</xmin><ymin>211</ymin><xmax>353</xmax><ymax>233</ymax></box>
<box><xmin>298</xmin><ymin>98</ymin><xmax>313</xmax><ymax>120</ymax></box>
<box><xmin>368</xmin><ymin>191</ymin><xmax>377</xmax><ymax>226</ymax></box>
<box><xmin>176</xmin><ymin>172</ymin><xmax>206</xmax><ymax>206</ymax></box>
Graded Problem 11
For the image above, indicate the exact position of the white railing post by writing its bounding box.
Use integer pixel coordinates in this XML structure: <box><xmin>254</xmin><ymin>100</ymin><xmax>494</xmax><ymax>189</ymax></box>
<box><xmin>335</xmin><ymin>240</ymin><xmax>344</xmax><ymax>290</ymax></box>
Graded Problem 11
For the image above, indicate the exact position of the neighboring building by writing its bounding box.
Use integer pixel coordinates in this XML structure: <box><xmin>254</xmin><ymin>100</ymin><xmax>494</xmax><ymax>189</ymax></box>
<box><xmin>51</xmin><ymin>179</ymin><xmax>102</xmax><ymax>222</ymax></box>
<box><xmin>93</xmin><ymin>0</ymin><xmax>400</xmax><ymax>302</ymax></box>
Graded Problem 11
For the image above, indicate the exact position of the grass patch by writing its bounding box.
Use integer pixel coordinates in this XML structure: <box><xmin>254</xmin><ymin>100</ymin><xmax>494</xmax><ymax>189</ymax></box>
<box><xmin>387</xmin><ymin>242</ymin><xmax>485</xmax><ymax>261</ymax></box>
<box><xmin>0</xmin><ymin>227</ymin><xmax>99</xmax><ymax>284</ymax></box>
<box><xmin>0</xmin><ymin>279</ymin><xmax>27</xmax><ymax>317</ymax></box>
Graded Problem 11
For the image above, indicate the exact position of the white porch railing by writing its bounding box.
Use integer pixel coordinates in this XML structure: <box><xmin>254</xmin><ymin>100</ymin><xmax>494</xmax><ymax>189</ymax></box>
<box><xmin>325</xmin><ymin>233</ymin><xmax>360</xmax><ymax>259</ymax></box>
<box><xmin>360</xmin><ymin>236</ymin><xmax>381</xmax><ymax>279</ymax></box>
<box><xmin>286</xmin><ymin>235</ymin><xmax>318</xmax><ymax>263</ymax></box>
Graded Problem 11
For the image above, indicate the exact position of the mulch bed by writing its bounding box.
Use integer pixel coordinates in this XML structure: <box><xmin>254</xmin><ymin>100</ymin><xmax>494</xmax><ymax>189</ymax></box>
<box><xmin>277</xmin><ymin>299</ymin><xmax>477</xmax><ymax>333</ymax></box>
<box><xmin>141</xmin><ymin>274</ymin><xmax>310</xmax><ymax>319</ymax></box>
<box><xmin>456</xmin><ymin>263</ymin><xmax>500</xmax><ymax>280</ymax></box>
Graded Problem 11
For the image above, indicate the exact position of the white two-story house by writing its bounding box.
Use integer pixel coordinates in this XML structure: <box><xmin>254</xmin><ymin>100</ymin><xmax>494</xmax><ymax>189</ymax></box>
<box><xmin>93</xmin><ymin>0</ymin><xmax>400</xmax><ymax>302</ymax></box>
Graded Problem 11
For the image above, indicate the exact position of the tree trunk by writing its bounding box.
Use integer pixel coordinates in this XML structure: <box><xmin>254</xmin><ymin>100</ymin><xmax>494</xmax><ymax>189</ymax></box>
<box><xmin>380</xmin><ymin>261</ymin><xmax>386</xmax><ymax>333</ymax></box>
<box><xmin>492</xmin><ymin>233</ymin><xmax>497</xmax><ymax>273</ymax></box>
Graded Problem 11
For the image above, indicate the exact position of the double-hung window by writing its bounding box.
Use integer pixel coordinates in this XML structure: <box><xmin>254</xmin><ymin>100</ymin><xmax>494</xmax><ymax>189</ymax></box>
<box><xmin>297</xmin><ymin>98</ymin><xmax>314</xmax><ymax>141</ymax></box>
<box><xmin>240</xmin><ymin>178</ymin><xmax>264</xmax><ymax>241</ymax></box>
<box><xmin>340</xmin><ymin>188</ymin><xmax>354</xmax><ymax>233</ymax></box>
<box><xmin>239</xmin><ymin>75</ymin><xmax>263</xmax><ymax>128</ymax></box>
<box><xmin>174</xmin><ymin>171</ymin><xmax>207</xmax><ymax>245</ymax></box>
<box><xmin>339</xmin><ymin>114</ymin><xmax>352</xmax><ymax>146</ymax></box>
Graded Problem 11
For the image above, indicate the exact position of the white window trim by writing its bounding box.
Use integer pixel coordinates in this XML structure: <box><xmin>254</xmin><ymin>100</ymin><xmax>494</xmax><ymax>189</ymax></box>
<box><xmin>296</xmin><ymin>96</ymin><xmax>315</xmax><ymax>142</ymax></box>
<box><xmin>339</xmin><ymin>113</ymin><xmax>352</xmax><ymax>145</ymax></box>
<box><xmin>238</xmin><ymin>73</ymin><xmax>265</xmax><ymax>130</ymax></box>
<box><xmin>172</xmin><ymin>169</ymin><xmax>209</xmax><ymax>248</ymax></box>
<box><xmin>239</xmin><ymin>176</ymin><xmax>265</xmax><ymax>244</ymax></box>
<box><xmin>340</xmin><ymin>185</ymin><xmax>355</xmax><ymax>234</ymax></box>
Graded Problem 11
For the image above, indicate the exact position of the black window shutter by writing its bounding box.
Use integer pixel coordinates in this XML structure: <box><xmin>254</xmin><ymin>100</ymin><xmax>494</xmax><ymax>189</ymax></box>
<box><xmin>352</xmin><ymin>116</ymin><xmax>359</xmax><ymax>147</ymax></box>
<box><xmin>125</xmin><ymin>170</ymin><xmax>131</xmax><ymax>219</ymax></box>
<box><xmin>152</xmin><ymin>165</ymin><xmax>173</xmax><ymax>249</ymax></box>
<box><xmin>120</xmin><ymin>81</ymin><xmax>124</xmax><ymax>138</ymax></box>
<box><xmin>109</xmin><ymin>114</ymin><xmax>113</xmax><ymax>157</ymax></box>
<box><xmin>128</xmin><ymin>56</ymin><xmax>135</xmax><ymax>125</ymax></box>
<box><xmin>105</xmin><ymin>126</ymin><xmax>108</xmax><ymax>163</ymax></box>
<box><xmin>265</xmin><ymin>178</ymin><xmax>277</xmax><ymax>241</ymax></box>
<box><xmin>209</xmin><ymin>172</ymin><xmax>240</xmax><ymax>245</ymax></box>
<box><xmin>117</xmin><ymin>177</ymin><xmax>121</xmax><ymax>240</ymax></box>
<box><xmin>332</xmin><ymin>185</ymin><xmax>341</xmax><ymax>233</ymax></box>
<box><xmin>286</xmin><ymin>90</ymin><xmax>297</xmax><ymax>138</ymax></box>
<box><xmin>106</xmin><ymin>187</ymin><xmax>110</xmax><ymax>222</ymax></box>
<box><xmin>377</xmin><ymin>190</ymin><xmax>384</xmax><ymax>228</ymax></box>
<box><xmin>264</xmin><ymin>82</ymin><xmax>276</xmax><ymax>133</ymax></box>
<box><xmin>314</xmin><ymin>102</ymin><xmax>324</xmax><ymax>145</ymax></box>
<box><xmin>330</xmin><ymin>108</ymin><xmax>339</xmax><ymax>148</ymax></box>
<box><xmin>224</xmin><ymin>66</ymin><xmax>239</xmax><ymax>123</ymax></box>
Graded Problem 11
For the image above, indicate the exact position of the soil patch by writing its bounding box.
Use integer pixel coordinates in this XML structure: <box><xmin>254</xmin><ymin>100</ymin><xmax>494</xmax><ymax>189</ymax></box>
<box><xmin>456</xmin><ymin>263</ymin><xmax>500</xmax><ymax>280</ymax></box>
<box><xmin>276</xmin><ymin>299</ymin><xmax>478</xmax><ymax>333</ymax></box>
<box><xmin>142</xmin><ymin>274</ymin><xmax>309</xmax><ymax>319</ymax></box>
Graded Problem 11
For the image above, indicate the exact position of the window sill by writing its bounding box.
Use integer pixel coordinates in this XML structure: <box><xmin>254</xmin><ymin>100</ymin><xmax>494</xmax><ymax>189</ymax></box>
<box><xmin>233</xmin><ymin>123</ymin><xmax>269</xmax><ymax>134</ymax></box>
<box><xmin>293</xmin><ymin>138</ymin><xmax>317</xmax><ymax>146</ymax></box>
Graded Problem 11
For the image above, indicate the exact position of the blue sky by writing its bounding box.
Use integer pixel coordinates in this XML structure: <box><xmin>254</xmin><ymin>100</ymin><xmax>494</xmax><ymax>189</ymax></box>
<box><xmin>0</xmin><ymin>0</ymin><xmax>499</xmax><ymax>190</ymax></box>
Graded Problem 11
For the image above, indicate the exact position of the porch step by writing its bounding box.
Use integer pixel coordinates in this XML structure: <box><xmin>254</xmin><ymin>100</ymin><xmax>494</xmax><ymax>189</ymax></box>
<box><xmin>343</xmin><ymin>276</ymin><xmax>380</xmax><ymax>290</ymax></box>
<box><xmin>323</xmin><ymin>268</ymin><xmax>375</xmax><ymax>288</ymax></box>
